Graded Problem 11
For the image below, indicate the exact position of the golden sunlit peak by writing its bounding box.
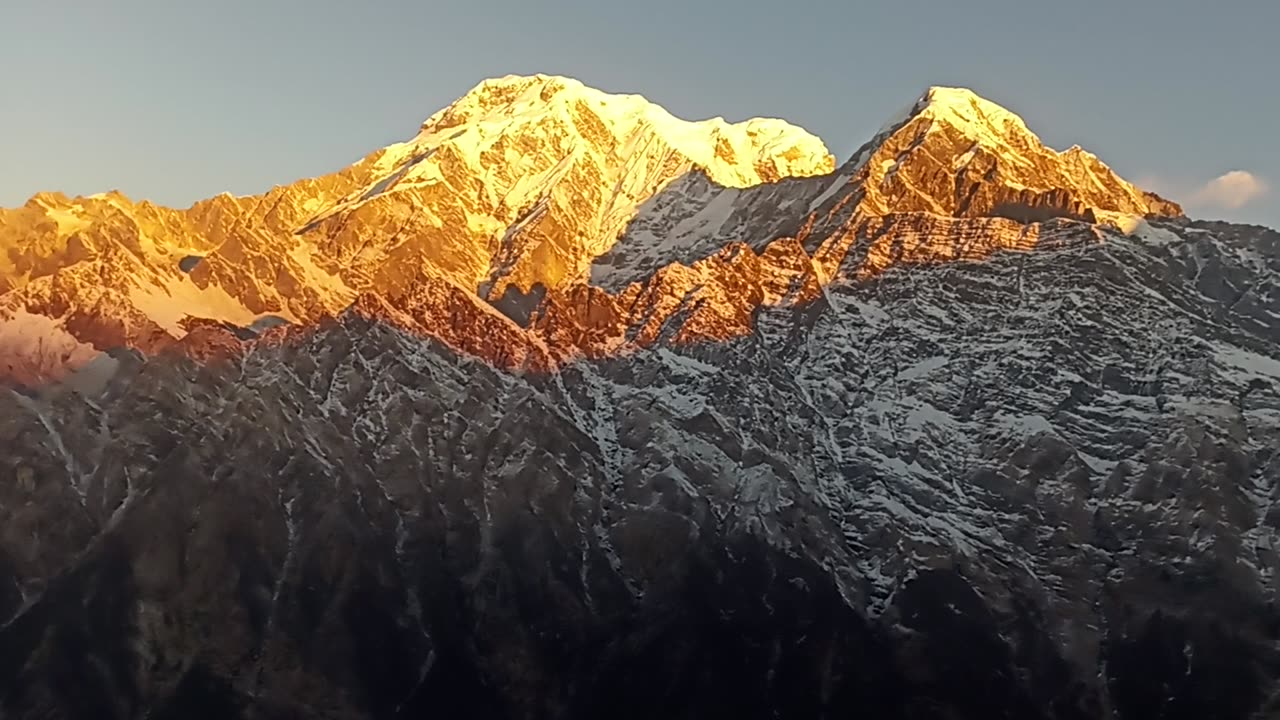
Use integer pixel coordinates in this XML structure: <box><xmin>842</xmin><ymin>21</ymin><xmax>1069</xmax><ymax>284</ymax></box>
<box><xmin>864</xmin><ymin>85</ymin><xmax>1033</xmax><ymax>148</ymax></box>
<box><xmin>913</xmin><ymin>86</ymin><xmax>1034</xmax><ymax>136</ymax></box>
<box><xmin>24</xmin><ymin>190</ymin><xmax>72</xmax><ymax>207</ymax></box>
<box><xmin>468</xmin><ymin>73</ymin><xmax>578</xmax><ymax>98</ymax></box>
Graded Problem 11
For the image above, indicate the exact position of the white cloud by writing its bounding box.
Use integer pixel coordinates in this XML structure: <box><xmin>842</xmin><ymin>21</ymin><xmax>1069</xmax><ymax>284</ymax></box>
<box><xmin>1188</xmin><ymin>170</ymin><xmax>1269</xmax><ymax>210</ymax></box>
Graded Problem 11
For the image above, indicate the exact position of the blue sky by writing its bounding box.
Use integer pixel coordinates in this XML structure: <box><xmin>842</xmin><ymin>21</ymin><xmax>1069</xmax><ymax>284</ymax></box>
<box><xmin>2</xmin><ymin>0</ymin><xmax>1276</xmax><ymax>228</ymax></box>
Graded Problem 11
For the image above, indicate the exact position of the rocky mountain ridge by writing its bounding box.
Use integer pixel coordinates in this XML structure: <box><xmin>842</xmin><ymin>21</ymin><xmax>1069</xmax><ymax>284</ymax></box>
<box><xmin>3</xmin><ymin>77</ymin><xmax>1279</xmax><ymax>720</ymax></box>
<box><xmin>0</xmin><ymin>74</ymin><xmax>833</xmax><ymax>386</ymax></box>
<box><xmin>1</xmin><ymin>80</ymin><xmax>1183</xmax><ymax>384</ymax></box>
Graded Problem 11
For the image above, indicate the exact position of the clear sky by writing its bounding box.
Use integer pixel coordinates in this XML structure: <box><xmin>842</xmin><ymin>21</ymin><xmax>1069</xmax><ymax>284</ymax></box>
<box><xmin>2</xmin><ymin>0</ymin><xmax>1276</xmax><ymax>228</ymax></box>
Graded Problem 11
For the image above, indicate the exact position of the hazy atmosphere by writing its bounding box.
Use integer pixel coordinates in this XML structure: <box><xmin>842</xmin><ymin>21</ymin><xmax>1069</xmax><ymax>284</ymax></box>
<box><xmin>5</xmin><ymin>2</ymin><xmax>1280</xmax><ymax>718</ymax></box>
<box><xmin>3</xmin><ymin>0</ymin><xmax>1276</xmax><ymax>228</ymax></box>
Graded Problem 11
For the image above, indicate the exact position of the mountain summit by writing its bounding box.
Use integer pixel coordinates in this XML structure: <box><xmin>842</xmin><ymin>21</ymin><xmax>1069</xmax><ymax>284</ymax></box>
<box><xmin>850</xmin><ymin>85</ymin><xmax>1183</xmax><ymax>220</ymax></box>
<box><xmin>304</xmin><ymin>73</ymin><xmax>834</xmax><ymax>294</ymax></box>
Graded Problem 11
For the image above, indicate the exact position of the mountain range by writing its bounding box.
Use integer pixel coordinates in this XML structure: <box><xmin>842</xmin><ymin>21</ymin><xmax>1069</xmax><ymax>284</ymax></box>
<box><xmin>2</xmin><ymin>74</ymin><xmax>1279</xmax><ymax>719</ymax></box>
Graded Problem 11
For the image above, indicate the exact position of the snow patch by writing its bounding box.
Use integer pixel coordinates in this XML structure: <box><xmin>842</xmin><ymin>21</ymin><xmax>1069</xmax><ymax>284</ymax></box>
<box><xmin>1215</xmin><ymin>345</ymin><xmax>1280</xmax><ymax>381</ymax></box>
<box><xmin>1129</xmin><ymin>220</ymin><xmax>1184</xmax><ymax>247</ymax></box>
<box><xmin>127</xmin><ymin>276</ymin><xmax>296</xmax><ymax>337</ymax></box>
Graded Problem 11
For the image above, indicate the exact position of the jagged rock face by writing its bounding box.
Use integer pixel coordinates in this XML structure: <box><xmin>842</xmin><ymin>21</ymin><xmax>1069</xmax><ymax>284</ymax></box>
<box><xmin>0</xmin><ymin>75</ymin><xmax>833</xmax><ymax>386</ymax></box>
<box><xmin>590</xmin><ymin>87</ymin><xmax>1183</xmax><ymax>292</ymax></box>
<box><xmin>296</xmin><ymin>74</ymin><xmax>833</xmax><ymax>298</ymax></box>
<box><xmin>3</xmin><ymin>78</ymin><xmax>1279</xmax><ymax>719</ymax></box>
<box><xmin>3</xmin><ymin>215</ymin><xmax>1279</xmax><ymax>719</ymax></box>
<box><xmin>851</xmin><ymin>87</ymin><xmax>1183</xmax><ymax>220</ymax></box>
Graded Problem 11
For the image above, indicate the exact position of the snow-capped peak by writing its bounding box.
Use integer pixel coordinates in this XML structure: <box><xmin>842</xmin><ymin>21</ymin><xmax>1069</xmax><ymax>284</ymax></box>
<box><xmin>413</xmin><ymin>73</ymin><xmax>834</xmax><ymax>188</ymax></box>
<box><xmin>860</xmin><ymin>86</ymin><xmax>1034</xmax><ymax>157</ymax></box>
<box><xmin>843</xmin><ymin>85</ymin><xmax>1183</xmax><ymax>219</ymax></box>
<box><xmin>915</xmin><ymin>86</ymin><xmax>1035</xmax><ymax>137</ymax></box>
<box><xmin>289</xmin><ymin>73</ymin><xmax>835</xmax><ymax>293</ymax></box>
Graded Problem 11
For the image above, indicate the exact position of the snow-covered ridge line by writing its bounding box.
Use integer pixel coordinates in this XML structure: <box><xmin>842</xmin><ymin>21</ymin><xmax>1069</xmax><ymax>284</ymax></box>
<box><xmin>0</xmin><ymin>75</ymin><xmax>1200</xmax><ymax>389</ymax></box>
